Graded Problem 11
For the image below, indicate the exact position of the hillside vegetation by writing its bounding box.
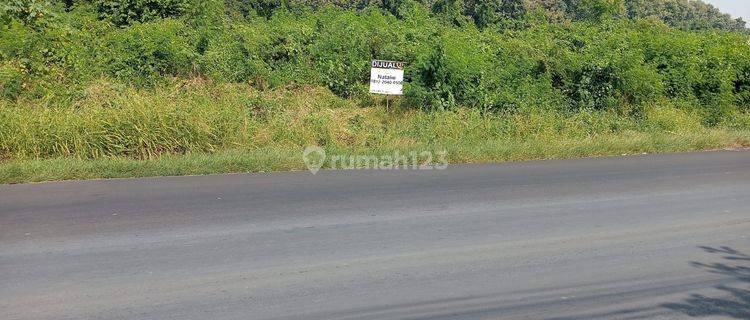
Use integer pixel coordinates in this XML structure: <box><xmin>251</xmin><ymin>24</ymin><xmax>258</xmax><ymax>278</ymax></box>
<box><xmin>1</xmin><ymin>0</ymin><xmax>749</xmax><ymax>182</ymax></box>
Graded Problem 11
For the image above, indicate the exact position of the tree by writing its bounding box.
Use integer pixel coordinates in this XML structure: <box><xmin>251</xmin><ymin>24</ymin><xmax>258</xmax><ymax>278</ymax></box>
<box><xmin>470</xmin><ymin>0</ymin><xmax>525</xmax><ymax>28</ymax></box>
<box><xmin>573</xmin><ymin>0</ymin><xmax>625</xmax><ymax>22</ymax></box>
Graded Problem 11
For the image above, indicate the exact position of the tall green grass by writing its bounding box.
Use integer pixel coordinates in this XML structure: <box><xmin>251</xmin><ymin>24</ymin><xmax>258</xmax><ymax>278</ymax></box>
<box><xmin>1</xmin><ymin>80</ymin><xmax>748</xmax><ymax>183</ymax></box>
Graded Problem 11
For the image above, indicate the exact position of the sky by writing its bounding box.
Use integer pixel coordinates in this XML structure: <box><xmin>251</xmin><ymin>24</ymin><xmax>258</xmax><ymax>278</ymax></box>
<box><xmin>703</xmin><ymin>0</ymin><xmax>750</xmax><ymax>22</ymax></box>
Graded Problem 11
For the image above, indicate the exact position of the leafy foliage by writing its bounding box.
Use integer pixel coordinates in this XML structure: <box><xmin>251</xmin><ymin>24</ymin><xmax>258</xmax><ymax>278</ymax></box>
<box><xmin>1</xmin><ymin>0</ymin><xmax>749</xmax><ymax>124</ymax></box>
<box><xmin>95</xmin><ymin>0</ymin><xmax>194</xmax><ymax>26</ymax></box>
<box><xmin>1</xmin><ymin>0</ymin><xmax>55</xmax><ymax>28</ymax></box>
<box><xmin>626</xmin><ymin>0</ymin><xmax>746</xmax><ymax>32</ymax></box>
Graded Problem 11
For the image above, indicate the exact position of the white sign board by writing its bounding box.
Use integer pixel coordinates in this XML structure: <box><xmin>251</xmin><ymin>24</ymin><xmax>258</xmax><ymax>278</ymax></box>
<box><xmin>369</xmin><ymin>60</ymin><xmax>404</xmax><ymax>95</ymax></box>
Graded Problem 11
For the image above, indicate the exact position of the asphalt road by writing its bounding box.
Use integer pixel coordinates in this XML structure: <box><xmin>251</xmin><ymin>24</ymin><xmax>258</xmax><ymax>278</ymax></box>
<box><xmin>2</xmin><ymin>151</ymin><xmax>750</xmax><ymax>320</ymax></box>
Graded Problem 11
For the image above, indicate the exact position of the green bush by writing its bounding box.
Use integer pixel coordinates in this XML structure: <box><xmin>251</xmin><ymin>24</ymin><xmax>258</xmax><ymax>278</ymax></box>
<box><xmin>573</xmin><ymin>0</ymin><xmax>625</xmax><ymax>22</ymax></box>
<box><xmin>472</xmin><ymin>0</ymin><xmax>527</xmax><ymax>29</ymax></box>
<box><xmin>102</xmin><ymin>19</ymin><xmax>197</xmax><ymax>85</ymax></box>
<box><xmin>1</xmin><ymin>0</ymin><xmax>55</xmax><ymax>29</ymax></box>
<box><xmin>0</xmin><ymin>60</ymin><xmax>25</xmax><ymax>100</ymax></box>
<box><xmin>196</xmin><ymin>27</ymin><xmax>266</xmax><ymax>83</ymax></box>
<box><xmin>0</xmin><ymin>18</ymin><xmax>70</xmax><ymax>101</ymax></box>
<box><xmin>95</xmin><ymin>0</ymin><xmax>193</xmax><ymax>26</ymax></box>
<box><xmin>735</xmin><ymin>66</ymin><xmax>750</xmax><ymax>110</ymax></box>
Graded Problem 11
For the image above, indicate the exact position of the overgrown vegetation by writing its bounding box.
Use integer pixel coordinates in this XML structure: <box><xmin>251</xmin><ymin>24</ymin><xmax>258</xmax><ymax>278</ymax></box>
<box><xmin>1</xmin><ymin>81</ymin><xmax>748</xmax><ymax>183</ymax></box>
<box><xmin>0</xmin><ymin>0</ymin><xmax>749</xmax><ymax>182</ymax></box>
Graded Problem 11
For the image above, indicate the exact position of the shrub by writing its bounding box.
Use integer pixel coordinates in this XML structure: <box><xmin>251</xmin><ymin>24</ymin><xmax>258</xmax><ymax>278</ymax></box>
<box><xmin>735</xmin><ymin>66</ymin><xmax>750</xmax><ymax>111</ymax></box>
<box><xmin>469</xmin><ymin>0</ymin><xmax>526</xmax><ymax>29</ymax></box>
<box><xmin>564</xmin><ymin>62</ymin><xmax>621</xmax><ymax>110</ymax></box>
<box><xmin>196</xmin><ymin>27</ymin><xmax>268</xmax><ymax>83</ymax></box>
<box><xmin>1</xmin><ymin>0</ymin><xmax>55</xmax><ymax>29</ymax></box>
<box><xmin>225</xmin><ymin>0</ymin><xmax>285</xmax><ymax>19</ymax></box>
<box><xmin>573</xmin><ymin>0</ymin><xmax>625</xmax><ymax>22</ymax></box>
<box><xmin>102</xmin><ymin>19</ymin><xmax>197</xmax><ymax>85</ymax></box>
<box><xmin>95</xmin><ymin>0</ymin><xmax>193</xmax><ymax>26</ymax></box>
<box><xmin>0</xmin><ymin>18</ymin><xmax>67</xmax><ymax>101</ymax></box>
<box><xmin>0</xmin><ymin>60</ymin><xmax>25</xmax><ymax>100</ymax></box>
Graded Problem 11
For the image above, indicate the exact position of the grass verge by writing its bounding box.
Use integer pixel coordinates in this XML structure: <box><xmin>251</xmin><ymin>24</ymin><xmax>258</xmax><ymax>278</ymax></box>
<box><xmin>1</xmin><ymin>130</ymin><xmax>748</xmax><ymax>184</ymax></box>
<box><xmin>2</xmin><ymin>81</ymin><xmax>749</xmax><ymax>184</ymax></box>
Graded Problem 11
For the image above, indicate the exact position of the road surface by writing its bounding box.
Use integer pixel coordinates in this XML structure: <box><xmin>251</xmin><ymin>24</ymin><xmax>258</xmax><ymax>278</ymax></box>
<box><xmin>1</xmin><ymin>151</ymin><xmax>749</xmax><ymax>320</ymax></box>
